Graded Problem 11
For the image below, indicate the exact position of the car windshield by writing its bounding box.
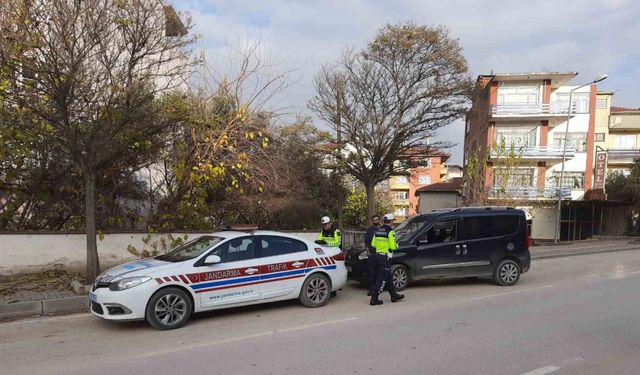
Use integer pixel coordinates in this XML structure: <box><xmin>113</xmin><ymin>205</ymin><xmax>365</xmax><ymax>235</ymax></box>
<box><xmin>155</xmin><ymin>236</ymin><xmax>224</xmax><ymax>263</ymax></box>
<box><xmin>395</xmin><ymin>215</ymin><xmax>433</xmax><ymax>241</ymax></box>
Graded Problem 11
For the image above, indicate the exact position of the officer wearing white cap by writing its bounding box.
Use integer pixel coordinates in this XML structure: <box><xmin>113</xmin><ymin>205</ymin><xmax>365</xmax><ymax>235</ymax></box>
<box><xmin>315</xmin><ymin>216</ymin><xmax>341</xmax><ymax>248</ymax></box>
<box><xmin>369</xmin><ymin>213</ymin><xmax>404</xmax><ymax>305</ymax></box>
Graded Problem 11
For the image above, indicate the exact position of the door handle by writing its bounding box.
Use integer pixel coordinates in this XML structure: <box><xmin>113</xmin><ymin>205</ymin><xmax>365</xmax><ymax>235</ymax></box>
<box><xmin>292</xmin><ymin>261</ymin><xmax>304</xmax><ymax>268</ymax></box>
<box><xmin>455</xmin><ymin>245</ymin><xmax>461</xmax><ymax>255</ymax></box>
<box><xmin>244</xmin><ymin>268</ymin><xmax>258</xmax><ymax>275</ymax></box>
<box><xmin>462</xmin><ymin>244</ymin><xmax>468</xmax><ymax>255</ymax></box>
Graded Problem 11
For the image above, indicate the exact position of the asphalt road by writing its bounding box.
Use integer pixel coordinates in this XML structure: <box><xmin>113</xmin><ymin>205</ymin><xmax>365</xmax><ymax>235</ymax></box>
<box><xmin>2</xmin><ymin>250</ymin><xmax>640</xmax><ymax>375</ymax></box>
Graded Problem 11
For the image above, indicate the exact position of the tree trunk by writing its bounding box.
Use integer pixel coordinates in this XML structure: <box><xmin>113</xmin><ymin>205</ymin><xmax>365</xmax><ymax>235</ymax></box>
<box><xmin>84</xmin><ymin>168</ymin><xmax>100</xmax><ymax>284</ymax></box>
<box><xmin>365</xmin><ymin>182</ymin><xmax>376</xmax><ymax>225</ymax></box>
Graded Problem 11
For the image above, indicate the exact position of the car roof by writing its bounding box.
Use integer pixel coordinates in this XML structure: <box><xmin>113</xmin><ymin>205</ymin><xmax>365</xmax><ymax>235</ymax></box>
<box><xmin>209</xmin><ymin>230</ymin><xmax>307</xmax><ymax>240</ymax></box>
<box><xmin>422</xmin><ymin>206</ymin><xmax>525</xmax><ymax>218</ymax></box>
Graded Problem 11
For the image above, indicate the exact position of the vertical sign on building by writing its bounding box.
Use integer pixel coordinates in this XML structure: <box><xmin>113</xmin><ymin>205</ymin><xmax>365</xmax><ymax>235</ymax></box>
<box><xmin>594</xmin><ymin>151</ymin><xmax>608</xmax><ymax>190</ymax></box>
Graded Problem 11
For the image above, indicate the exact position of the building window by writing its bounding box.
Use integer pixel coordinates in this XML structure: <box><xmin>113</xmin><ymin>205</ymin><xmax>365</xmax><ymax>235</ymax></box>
<box><xmin>552</xmin><ymin>171</ymin><xmax>585</xmax><ymax>190</ymax></box>
<box><xmin>493</xmin><ymin>168</ymin><xmax>536</xmax><ymax>188</ymax></box>
<box><xmin>394</xmin><ymin>208</ymin><xmax>409</xmax><ymax>217</ymax></box>
<box><xmin>555</xmin><ymin>93</ymin><xmax>589</xmax><ymax>113</ymax></box>
<box><xmin>495</xmin><ymin>126</ymin><xmax>537</xmax><ymax>148</ymax></box>
<box><xmin>614</xmin><ymin>134</ymin><xmax>637</xmax><ymax>150</ymax></box>
<box><xmin>395</xmin><ymin>176</ymin><xmax>408</xmax><ymax>184</ymax></box>
<box><xmin>609</xmin><ymin>169</ymin><xmax>631</xmax><ymax>177</ymax></box>
<box><xmin>425</xmin><ymin>159</ymin><xmax>433</xmax><ymax>168</ymax></box>
<box><xmin>554</xmin><ymin>132</ymin><xmax>587</xmax><ymax>152</ymax></box>
<box><xmin>595</xmin><ymin>133</ymin><xmax>605</xmax><ymax>142</ymax></box>
<box><xmin>394</xmin><ymin>191</ymin><xmax>408</xmax><ymax>200</ymax></box>
<box><xmin>418</xmin><ymin>175</ymin><xmax>432</xmax><ymax>185</ymax></box>
<box><xmin>498</xmin><ymin>84</ymin><xmax>540</xmax><ymax>105</ymax></box>
<box><xmin>596</xmin><ymin>99</ymin><xmax>607</xmax><ymax>109</ymax></box>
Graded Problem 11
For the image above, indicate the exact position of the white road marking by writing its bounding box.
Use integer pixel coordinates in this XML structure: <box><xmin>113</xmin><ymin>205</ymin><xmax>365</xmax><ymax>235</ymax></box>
<box><xmin>131</xmin><ymin>317</ymin><xmax>359</xmax><ymax>359</ymax></box>
<box><xmin>468</xmin><ymin>285</ymin><xmax>554</xmax><ymax>302</ymax></box>
<box><xmin>520</xmin><ymin>365</ymin><xmax>560</xmax><ymax>375</ymax></box>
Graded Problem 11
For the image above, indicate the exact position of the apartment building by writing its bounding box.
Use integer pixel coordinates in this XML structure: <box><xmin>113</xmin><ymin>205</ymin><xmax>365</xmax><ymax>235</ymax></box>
<box><xmin>464</xmin><ymin>72</ymin><xmax>604</xmax><ymax>240</ymax></box>
<box><xmin>607</xmin><ymin>107</ymin><xmax>640</xmax><ymax>175</ymax></box>
<box><xmin>388</xmin><ymin>154</ymin><xmax>449</xmax><ymax>222</ymax></box>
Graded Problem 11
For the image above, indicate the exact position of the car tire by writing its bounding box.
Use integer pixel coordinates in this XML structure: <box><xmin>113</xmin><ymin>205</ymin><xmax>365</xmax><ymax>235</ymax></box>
<box><xmin>299</xmin><ymin>273</ymin><xmax>331</xmax><ymax>308</ymax></box>
<box><xmin>493</xmin><ymin>259</ymin><xmax>521</xmax><ymax>286</ymax></box>
<box><xmin>145</xmin><ymin>287</ymin><xmax>193</xmax><ymax>330</ymax></box>
<box><xmin>391</xmin><ymin>264</ymin><xmax>409</xmax><ymax>291</ymax></box>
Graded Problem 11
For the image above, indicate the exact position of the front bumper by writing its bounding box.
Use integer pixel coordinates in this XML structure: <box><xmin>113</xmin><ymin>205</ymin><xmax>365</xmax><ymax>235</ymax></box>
<box><xmin>89</xmin><ymin>281</ymin><xmax>157</xmax><ymax>321</ymax></box>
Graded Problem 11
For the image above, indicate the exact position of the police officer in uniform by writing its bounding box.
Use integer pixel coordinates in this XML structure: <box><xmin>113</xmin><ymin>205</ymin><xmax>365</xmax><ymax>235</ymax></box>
<box><xmin>315</xmin><ymin>216</ymin><xmax>341</xmax><ymax>248</ymax></box>
<box><xmin>364</xmin><ymin>214</ymin><xmax>381</xmax><ymax>297</ymax></box>
<box><xmin>369</xmin><ymin>213</ymin><xmax>405</xmax><ymax>305</ymax></box>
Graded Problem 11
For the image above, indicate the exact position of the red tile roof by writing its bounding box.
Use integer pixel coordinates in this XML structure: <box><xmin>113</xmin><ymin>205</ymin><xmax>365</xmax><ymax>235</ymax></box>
<box><xmin>415</xmin><ymin>177</ymin><xmax>462</xmax><ymax>194</ymax></box>
<box><xmin>611</xmin><ymin>106</ymin><xmax>640</xmax><ymax>113</ymax></box>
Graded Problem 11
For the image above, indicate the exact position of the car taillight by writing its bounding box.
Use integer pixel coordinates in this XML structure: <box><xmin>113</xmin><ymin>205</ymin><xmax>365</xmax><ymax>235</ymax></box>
<box><xmin>333</xmin><ymin>252</ymin><xmax>345</xmax><ymax>261</ymax></box>
<box><xmin>525</xmin><ymin>226</ymin><xmax>533</xmax><ymax>249</ymax></box>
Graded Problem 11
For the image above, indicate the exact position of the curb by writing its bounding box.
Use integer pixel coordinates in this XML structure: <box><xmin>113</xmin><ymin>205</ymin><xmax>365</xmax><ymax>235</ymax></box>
<box><xmin>531</xmin><ymin>246</ymin><xmax>640</xmax><ymax>260</ymax></box>
<box><xmin>0</xmin><ymin>296</ymin><xmax>88</xmax><ymax>321</ymax></box>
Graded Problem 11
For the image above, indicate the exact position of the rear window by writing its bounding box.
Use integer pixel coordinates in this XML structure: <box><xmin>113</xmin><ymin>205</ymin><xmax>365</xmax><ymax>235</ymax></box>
<box><xmin>462</xmin><ymin>215</ymin><xmax>520</xmax><ymax>240</ymax></box>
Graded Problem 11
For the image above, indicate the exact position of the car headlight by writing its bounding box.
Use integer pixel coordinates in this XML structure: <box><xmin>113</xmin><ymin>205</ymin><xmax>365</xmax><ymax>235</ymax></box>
<box><xmin>109</xmin><ymin>276</ymin><xmax>152</xmax><ymax>291</ymax></box>
<box><xmin>358</xmin><ymin>251</ymin><xmax>369</xmax><ymax>260</ymax></box>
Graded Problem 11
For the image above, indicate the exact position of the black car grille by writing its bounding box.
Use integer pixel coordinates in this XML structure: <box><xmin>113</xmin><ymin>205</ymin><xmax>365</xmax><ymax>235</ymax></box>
<box><xmin>91</xmin><ymin>301</ymin><xmax>104</xmax><ymax>315</ymax></box>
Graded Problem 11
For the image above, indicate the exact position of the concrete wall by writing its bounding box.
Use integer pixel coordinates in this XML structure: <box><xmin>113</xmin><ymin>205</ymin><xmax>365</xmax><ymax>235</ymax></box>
<box><xmin>417</xmin><ymin>192</ymin><xmax>459</xmax><ymax>213</ymax></box>
<box><xmin>0</xmin><ymin>232</ymin><xmax>318</xmax><ymax>276</ymax></box>
<box><xmin>530</xmin><ymin>206</ymin><xmax>558</xmax><ymax>240</ymax></box>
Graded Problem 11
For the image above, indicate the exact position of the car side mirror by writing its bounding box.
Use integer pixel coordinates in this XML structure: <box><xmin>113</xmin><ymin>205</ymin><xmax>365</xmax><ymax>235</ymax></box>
<box><xmin>203</xmin><ymin>255</ymin><xmax>221</xmax><ymax>265</ymax></box>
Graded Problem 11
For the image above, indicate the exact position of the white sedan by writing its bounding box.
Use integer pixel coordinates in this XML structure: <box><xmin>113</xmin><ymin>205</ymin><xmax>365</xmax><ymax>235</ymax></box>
<box><xmin>89</xmin><ymin>230</ymin><xmax>347</xmax><ymax>330</ymax></box>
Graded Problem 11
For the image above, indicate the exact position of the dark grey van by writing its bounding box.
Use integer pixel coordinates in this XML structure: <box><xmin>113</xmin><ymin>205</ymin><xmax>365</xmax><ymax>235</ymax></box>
<box><xmin>346</xmin><ymin>207</ymin><xmax>532</xmax><ymax>290</ymax></box>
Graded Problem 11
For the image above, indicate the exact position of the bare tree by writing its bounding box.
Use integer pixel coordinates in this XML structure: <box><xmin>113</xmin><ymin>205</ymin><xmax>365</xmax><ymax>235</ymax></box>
<box><xmin>309</xmin><ymin>23</ymin><xmax>472</xmax><ymax>219</ymax></box>
<box><xmin>0</xmin><ymin>0</ymin><xmax>195</xmax><ymax>282</ymax></box>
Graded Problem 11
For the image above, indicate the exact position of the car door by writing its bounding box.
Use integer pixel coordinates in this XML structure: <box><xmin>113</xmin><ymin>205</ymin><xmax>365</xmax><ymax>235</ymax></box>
<box><xmin>413</xmin><ymin>218</ymin><xmax>466</xmax><ymax>278</ymax></box>
<box><xmin>459</xmin><ymin>214</ymin><xmax>520</xmax><ymax>276</ymax></box>
<box><xmin>192</xmin><ymin>236</ymin><xmax>262</xmax><ymax>309</ymax></box>
<box><xmin>255</xmin><ymin>235</ymin><xmax>310</xmax><ymax>300</ymax></box>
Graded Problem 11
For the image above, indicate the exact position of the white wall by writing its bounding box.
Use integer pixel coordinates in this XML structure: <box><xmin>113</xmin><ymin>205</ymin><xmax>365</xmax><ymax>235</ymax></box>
<box><xmin>531</xmin><ymin>206</ymin><xmax>558</xmax><ymax>240</ymax></box>
<box><xmin>0</xmin><ymin>232</ymin><xmax>318</xmax><ymax>276</ymax></box>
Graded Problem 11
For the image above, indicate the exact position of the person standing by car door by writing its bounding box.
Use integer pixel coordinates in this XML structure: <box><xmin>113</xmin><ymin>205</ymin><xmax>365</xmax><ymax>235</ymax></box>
<box><xmin>315</xmin><ymin>216</ymin><xmax>342</xmax><ymax>248</ymax></box>
<box><xmin>369</xmin><ymin>214</ymin><xmax>404</xmax><ymax>305</ymax></box>
<box><xmin>364</xmin><ymin>215</ymin><xmax>381</xmax><ymax>297</ymax></box>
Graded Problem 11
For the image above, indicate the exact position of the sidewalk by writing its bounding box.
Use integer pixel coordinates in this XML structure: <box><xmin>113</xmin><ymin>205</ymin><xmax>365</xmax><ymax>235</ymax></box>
<box><xmin>530</xmin><ymin>238</ymin><xmax>640</xmax><ymax>259</ymax></box>
<box><xmin>2</xmin><ymin>238</ymin><xmax>640</xmax><ymax>321</ymax></box>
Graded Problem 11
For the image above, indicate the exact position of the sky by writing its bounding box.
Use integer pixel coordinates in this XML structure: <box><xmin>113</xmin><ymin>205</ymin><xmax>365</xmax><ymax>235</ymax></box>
<box><xmin>174</xmin><ymin>0</ymin><xmax>640</xmax><ymax>165</ymax></box>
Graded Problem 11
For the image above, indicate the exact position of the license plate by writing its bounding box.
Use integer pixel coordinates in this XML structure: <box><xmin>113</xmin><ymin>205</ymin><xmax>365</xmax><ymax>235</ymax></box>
<box><xmin>89</xmin><ymin>292</ymin><xmax>98</xmax><ymax>303</ymax></box>
<box><xmin>346</xmin><ymin>266</ymin><xmax>352</xmax><ymax>272</ymax></box>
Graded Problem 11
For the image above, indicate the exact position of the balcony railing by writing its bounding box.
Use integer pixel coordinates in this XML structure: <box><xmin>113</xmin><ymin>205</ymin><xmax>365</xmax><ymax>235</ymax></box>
<box><xmin>490</xmin><ymin>145</ymin><xmax>576</xmax><ymax>160</ymax></box>
<box><xmin>489</xmin><ymin>186</ymin><xmax>572</xmax><ymax>200</ymax></box>
<box><xmin>607</xmin><ymin>149</ymin><xmax>640</xmax><ymax>161</ymax></box>
<box><xmin>392</xmin><ymin>198</ymin><xmax>410</xmax><ymax>206</ymax></box>
<box><xmin>490</xmin><ymin>102</ymin><xmax>576</xmax><ymax>118</ymax></box>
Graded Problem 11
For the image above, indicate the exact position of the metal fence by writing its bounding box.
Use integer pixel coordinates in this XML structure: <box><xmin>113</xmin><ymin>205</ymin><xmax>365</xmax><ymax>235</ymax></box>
<box><xmin>342</xmin><ymin>230</ymin><xmax>366</xmax><ymax>250</ymax></box>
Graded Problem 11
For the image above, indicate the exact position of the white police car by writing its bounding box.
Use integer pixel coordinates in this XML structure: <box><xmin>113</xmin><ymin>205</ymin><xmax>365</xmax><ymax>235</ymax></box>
<box><xmin>89</xmin><ymin>230</ymin><xmax>347</xmax><ymax>330</ymax></box>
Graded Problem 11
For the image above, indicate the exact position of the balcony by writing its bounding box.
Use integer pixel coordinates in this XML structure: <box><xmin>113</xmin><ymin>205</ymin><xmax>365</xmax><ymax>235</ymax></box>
<box><xmin>607</xmin><ymin>149</ymin><xmax>640</xmax><ymax>164</ymax></box>
<box><xmin>489</xmin><ymin>186</ymin><xmax>572</xmax><ymax>200</ymax></box>
<box><xmin>490</xmin><ymin>145</ymin><xmax>576</xmax><ymax>161</ymax></box>
<box><xmin>392</xmin><ymin>198</ymin><xmax>410</xmax><ymax>206</ymax></box>
<box><xmin>490</xmin><ymin>102</ymin><xmax>576</xmax><ymax>120</ymax></box>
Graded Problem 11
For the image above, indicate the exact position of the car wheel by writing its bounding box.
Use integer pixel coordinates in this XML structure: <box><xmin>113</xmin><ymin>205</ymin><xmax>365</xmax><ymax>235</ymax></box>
<box><xmin>493</xmin><ymin>259</ymin><xmax>521</xmax><ymax>286</ymax></box>
<box><xmin>146</xmin><ymin>287</ymin><xmax>193</xmax><ymax>330</ymax></box>
<box><xmin>299</xmin><ymin>273</ymin><xmax>331</xmax><ymax>308</ymax></box>
<box><xmin>391</xmin><ymin>264</ymin><xmax>409</xmax><ymax>291</ymax></box>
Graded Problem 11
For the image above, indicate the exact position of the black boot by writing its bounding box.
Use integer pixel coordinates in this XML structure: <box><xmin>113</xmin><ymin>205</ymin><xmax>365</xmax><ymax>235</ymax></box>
<box><xmin>369</xmin><ymin>295</ymin><xmax>383</xmax><ymax>306</ymax></box>
<box><xmin>390</xmin><ymin>292</ymin><xmax>405</xmax><ymax>303</ymax></box>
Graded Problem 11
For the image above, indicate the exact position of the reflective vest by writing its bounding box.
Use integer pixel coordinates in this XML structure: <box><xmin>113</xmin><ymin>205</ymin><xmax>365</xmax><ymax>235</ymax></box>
<box><xmin>317</xmin><ymin>226</ymin><xmax>341</xmax><ymax>247</ymax></box>
<box><xmin>371</xmin><ymin>224</ymin><xmax>397</xmax><ymax>254</ymax></box>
